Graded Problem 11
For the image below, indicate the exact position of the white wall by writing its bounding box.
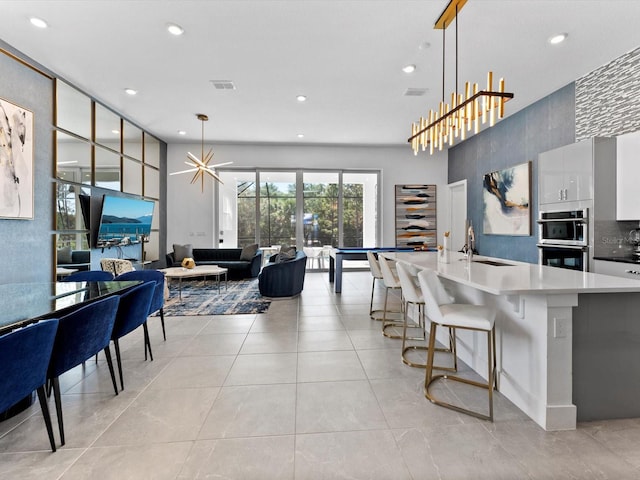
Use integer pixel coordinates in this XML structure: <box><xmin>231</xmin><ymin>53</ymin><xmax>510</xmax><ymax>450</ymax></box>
<box><xmin>166</xmin><ymin>142</ymin><xmax>448</xmax><ymax>251</ymax></box>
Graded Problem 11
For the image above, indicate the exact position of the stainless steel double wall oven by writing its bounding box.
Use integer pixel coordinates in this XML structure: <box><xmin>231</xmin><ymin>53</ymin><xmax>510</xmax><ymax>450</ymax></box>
<box><xmin>537</xmin><ymin>208</ymin><xmax>589</xmax><ymax>271</ymax></box>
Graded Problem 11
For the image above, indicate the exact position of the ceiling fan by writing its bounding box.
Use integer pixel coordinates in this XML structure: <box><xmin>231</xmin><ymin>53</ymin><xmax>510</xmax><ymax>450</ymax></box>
<box><xmin>169</xmin><ymin>113</ymin><xmax>232</xmax><ymax>191</ymax></box>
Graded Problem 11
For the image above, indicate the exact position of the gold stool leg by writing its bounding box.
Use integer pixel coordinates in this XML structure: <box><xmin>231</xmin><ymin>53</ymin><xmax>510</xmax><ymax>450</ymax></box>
<box><xmin>370</xmin><ymin>277</ymin><xmax>384</xmax><ymax>320</ymax></box>
<box><xmin>424</xmin><ymin>323</ymin><xmax>496</xmax><ymax>422</ymax></box>
<box><xmin>381</xmin><ymin>286</ymin><xmax>404</xmax><ymax>339</ymax></box>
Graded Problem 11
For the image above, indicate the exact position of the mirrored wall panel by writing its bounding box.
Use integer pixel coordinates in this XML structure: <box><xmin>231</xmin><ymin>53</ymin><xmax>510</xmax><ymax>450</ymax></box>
<box><xmin>144</xmin><ymin>165</ymin><xmax>160</xmax><ymax>199</ymax></box>
<box><xmin>123</xmin><ymin>120</ymin><xmax>143</xmax><ymax>160</ymax></box>
<box><xmin>144</xmin><ymin>231</ymin><xmax>160</xmax><ymax>262</ymax></box>
<box><xmin>56</xmin><ymin>131</ymin><xmax>92</xmax><ymax>183</ymax></box>
<box><xmin>95</xmin><ymin>145</ymin><xmax>121</xmax><ymax>190</ymax></box>
<box><xmin>123</xmin><ymin>157</ymin><xmax>142</xmax><ymax>195</ymax></box>
<box><xmin>56</xmin><ymin>80</ymin><xmax>91</xmax><ymax>139</ymax></box>
<box><xmin>95</xmin><ymin>103</ymin><xmax>121</xmax><ymax>150</ymax></box>
<box><xmin>144</xmin><ymin>134</ymin><xmax>160</xmax><ymax>168</ymax></box>
<box><xmin>55</xmin><ymin>182</ymin><xmax>91</xmax><ymax>231</ymax></box>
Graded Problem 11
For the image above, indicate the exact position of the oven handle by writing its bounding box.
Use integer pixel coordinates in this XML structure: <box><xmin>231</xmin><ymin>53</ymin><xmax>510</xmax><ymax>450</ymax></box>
<box><xmin>536</xmin><ymin>244</ymin><xmax>588</xmax><ymax>250</ymax></box>
<box><xmin>537</xmin><ymin>218</ymin><xmax>587</xmax><ymax>224</ymax></box>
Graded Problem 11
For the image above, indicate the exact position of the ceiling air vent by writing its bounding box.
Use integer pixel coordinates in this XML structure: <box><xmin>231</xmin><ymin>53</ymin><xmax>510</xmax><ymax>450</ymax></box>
<box><xmin>404</xmin><ymin>88</ymin><xmax>428</xmax><ymax>96</ymax></box>
<box><xmin>210</xmin><ymin>80</ymin><xmax>236</xmax><ymax>90</ymax></box>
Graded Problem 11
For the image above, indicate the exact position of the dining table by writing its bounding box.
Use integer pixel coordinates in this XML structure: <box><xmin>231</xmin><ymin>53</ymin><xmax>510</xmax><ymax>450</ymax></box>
<box><xmin>0</xmin><ymin>280</ymin><xmax>142</xmax><ymax>335</ymax></box>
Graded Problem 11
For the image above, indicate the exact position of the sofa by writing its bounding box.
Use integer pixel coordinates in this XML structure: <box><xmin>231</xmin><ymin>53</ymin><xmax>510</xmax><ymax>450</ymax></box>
<box><xmin>166</xmin><ymin>245</ymin><xmax>262</xmax><ymax>279</ymax></box>
<box><xmin>56</xmin><ymin>248</ymin><xmax>91</xmax><ymax>271</ymax></box>
<box><xmin>258</xmin><ymin>251</ymin><xmax>307</xmax><ymax>298</ymax></box>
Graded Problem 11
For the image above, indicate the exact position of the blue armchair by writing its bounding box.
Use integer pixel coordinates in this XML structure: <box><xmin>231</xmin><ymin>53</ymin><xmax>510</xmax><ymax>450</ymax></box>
<box><xmin>0</xmin><ymin>319</ymin><xmax>59</xmax><ymax>452</ymax></box>
<box><xmin>258</xmin><ymin>251</ymin><xmax>307</xmax><ymax>298</ymax></box>
<box><xmin>116</xmin><ymin>269</ymin><xmax>167</xmax><ymax>342</ymax></box>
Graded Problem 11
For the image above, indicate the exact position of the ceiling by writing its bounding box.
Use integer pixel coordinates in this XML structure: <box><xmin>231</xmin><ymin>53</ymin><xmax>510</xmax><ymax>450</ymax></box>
<box><xmin>2</xmin><ymin>0</ymin><xmax>640</xmax><ymax>147</ymax></box>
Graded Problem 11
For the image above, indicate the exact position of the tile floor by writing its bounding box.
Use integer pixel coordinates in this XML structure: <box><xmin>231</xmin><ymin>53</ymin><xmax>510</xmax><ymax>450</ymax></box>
<box><xmin>2</xmin><ymin>271</ymin><xmax>640</xmax><ymax>479</ymax></box>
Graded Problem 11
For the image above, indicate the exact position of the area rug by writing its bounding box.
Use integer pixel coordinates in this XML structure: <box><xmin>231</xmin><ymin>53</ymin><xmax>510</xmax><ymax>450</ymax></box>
<box><xmin>161</xmin><ymin>278</ymin><xmax>271</xmax><ymax>316</ymax></box>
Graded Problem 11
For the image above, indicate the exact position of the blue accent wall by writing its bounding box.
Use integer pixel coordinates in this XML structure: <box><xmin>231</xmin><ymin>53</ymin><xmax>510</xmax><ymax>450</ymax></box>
<box><xmin>0</xmin><ymin>43</ymin><xmax>54</xmax><ymax>283</ymax></box>
<box><xmin>448</xmin><ymin>83</ymin><xmax>576</xmax><ymax>263</ymax></box>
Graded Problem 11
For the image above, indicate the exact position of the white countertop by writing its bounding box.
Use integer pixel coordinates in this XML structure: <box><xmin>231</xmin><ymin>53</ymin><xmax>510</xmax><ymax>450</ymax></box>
<box><xmin>383</xmin><ymin>251</ymin><xmax>640</xmax><ymax>296</ymax></box>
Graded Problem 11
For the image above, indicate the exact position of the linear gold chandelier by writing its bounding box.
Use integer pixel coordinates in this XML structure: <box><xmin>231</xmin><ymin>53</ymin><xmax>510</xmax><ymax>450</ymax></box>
<box><xmin>408</xmin><ymin>0</ymin><xmax>513</xmax><ymax>155</ymax></box>
<box><xmin>169</xmin><ymin>113</ymin><xmax>232</xmax><ymax>192</ymax></box>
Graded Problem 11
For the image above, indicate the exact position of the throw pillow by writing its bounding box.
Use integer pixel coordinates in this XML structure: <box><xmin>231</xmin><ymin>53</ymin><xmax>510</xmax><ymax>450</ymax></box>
<box><xmin>57</xmin><ymin>246</ymin><xmax>72</xmax><ymax>264</ymax></box>
<box><xmin>173</xmin><ymin>243</ymin><xmax>193</xmax><ymax>263</ymax></box>
<box><xmin>274</xmin><ymin>250</ymin><xmax>295</xmax><ymax>263</ymax></box>
<box><xmin>239</xmin><ymin>243</ymin><xmax>258</xmax><ymax>261</ymax></box>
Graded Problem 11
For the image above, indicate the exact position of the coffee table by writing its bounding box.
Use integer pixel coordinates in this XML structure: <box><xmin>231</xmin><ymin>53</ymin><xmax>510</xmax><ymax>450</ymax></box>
<box><xmin>161</xmin><ymin>265</ymin><xmax>228</xmax><ymax>299</ymax></box>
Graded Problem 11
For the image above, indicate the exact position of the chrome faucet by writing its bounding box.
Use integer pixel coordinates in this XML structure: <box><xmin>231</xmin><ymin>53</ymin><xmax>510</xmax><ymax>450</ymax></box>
<box><xmin>466</xmin><ymin>224</ymin><xmax>475</xmax><ymax>261</ymax></box>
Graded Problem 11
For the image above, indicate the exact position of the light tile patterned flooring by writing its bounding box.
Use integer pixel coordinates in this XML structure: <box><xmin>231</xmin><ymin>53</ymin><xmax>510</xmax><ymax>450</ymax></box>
<box><xmin>2</xmin><ymin>271</ymin><xmax>640</xmax><ymax>479</ymax></box>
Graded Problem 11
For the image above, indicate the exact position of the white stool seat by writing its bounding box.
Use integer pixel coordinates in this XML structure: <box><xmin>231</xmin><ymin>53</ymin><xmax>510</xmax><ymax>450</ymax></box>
<box><xmin>418</xmin><ymin>268</ymin><xmax>497</xmax><ymax>421</ymax></box>
<box><xmin>439</xmin><ymin>304</ymin><xmax>495</xmax><ymax>331</ymax></box>
<box><xmin>396</xmin><ymin>261</ymin><xmax>456</xmax><ymax>369</ymax></box>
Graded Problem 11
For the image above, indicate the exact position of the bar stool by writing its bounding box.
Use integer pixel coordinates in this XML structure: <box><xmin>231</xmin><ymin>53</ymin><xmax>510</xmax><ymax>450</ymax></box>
<box><xmin>417</xmin><ymin>268</ymin><xmax>497</xmax><ymax>421</ymax></box>
<box><xmin>377</xmin><ymin>255</ymin><xmax>405</xmax><ymax>338</ymax></box>
<box><xmin>366</xmin><ymin>251</ymin><xmax>384</xmax><ymax>320</ymax></box>
<box><xmin>395</xmin><ymin>261</ymin><xmax>456</xmax><ymax>369</ymax></box>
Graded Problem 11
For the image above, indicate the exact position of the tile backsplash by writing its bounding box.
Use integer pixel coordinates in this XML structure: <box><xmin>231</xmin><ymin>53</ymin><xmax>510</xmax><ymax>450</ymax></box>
<box><xmin>594</xmin><ymin>220</ymin><xmax>640</xmax><ymax>257</ymax></box>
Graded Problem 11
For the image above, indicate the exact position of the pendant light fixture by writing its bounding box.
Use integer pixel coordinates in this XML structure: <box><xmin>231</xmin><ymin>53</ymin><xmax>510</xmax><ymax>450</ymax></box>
<box><xmin>169</xmin><ymin>113</ymin><xmax>232</xmax><ymax>192</ymax></box>
<box><xmin>408</xmin><ymin>0</ymin><xmax>514</xmax><ymax>155</ymax></box>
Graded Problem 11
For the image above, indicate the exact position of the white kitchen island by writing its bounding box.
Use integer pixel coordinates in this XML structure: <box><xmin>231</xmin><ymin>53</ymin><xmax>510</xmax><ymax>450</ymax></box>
<box><xmin>383</xmin><ymin>251</ymin><xmax>640</xmax><ymax>431</ymax></box>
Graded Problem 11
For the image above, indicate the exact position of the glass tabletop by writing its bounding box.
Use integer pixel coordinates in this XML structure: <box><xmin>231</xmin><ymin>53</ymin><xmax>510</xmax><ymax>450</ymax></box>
<box><xmin>0</xmin><ymin>281</ymin><xmax>141</xmax><ymax>334</ymax></box>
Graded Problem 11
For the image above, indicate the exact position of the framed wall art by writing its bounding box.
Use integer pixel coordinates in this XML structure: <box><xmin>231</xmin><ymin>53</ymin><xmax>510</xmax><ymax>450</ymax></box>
<box><xmin>395</xmin><ymin>184</ymin><xmax>437</xmax><ymax>248</ymax></box>
<box><xmin>482</xmin><ymin>161</ymin><xmax>531</xmax><ymax>236</ymax></box>
<box><xmin>0</xmin><ymin>97</ymin><xmax>34</xmax><ymax>219</ymax></box>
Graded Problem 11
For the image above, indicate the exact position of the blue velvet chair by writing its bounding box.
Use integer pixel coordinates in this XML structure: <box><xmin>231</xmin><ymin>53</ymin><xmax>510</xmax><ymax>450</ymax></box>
<box><xmin>258</xmin><ymin>251</ymin><xmax>307</xmax><ymax>297</ymax></box>
<box><xmin>48</xmin><ymin>295</ymin><xmax>120</xmax><ymax>446</ymax></box>
<box><xmin>62</xmin><ymin>270</ymin><xmax>114</xmax><ymax>282</ymax></box>
<box><xmin>115</xmin><ymin>269</ymin><xmax>167</xmax><ymax>341</ymax></box>
<box><xmin>111</xmin><ymin>282</ymin><xmax>155</xmax><ymax>390</ymax></box>
<box><xmin>0</xmin><ymin>319</ymin><xmax>59</xmax><ymax>452</ymax></box>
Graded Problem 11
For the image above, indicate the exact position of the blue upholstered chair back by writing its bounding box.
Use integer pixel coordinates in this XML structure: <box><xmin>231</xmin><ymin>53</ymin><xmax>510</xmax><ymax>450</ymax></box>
<box><xmin>0</xmin><ymin>319</ymin><xmax>59</xmax><ymax>412</ymax></box>
<box><xmin>111</xmin><ymin>282</ymin><xmax>155</xmax><ymax>340</ymax></box>
<box><xmin>48</xmin><ymin>295</ymin><xmax>120</xmax><ymax>378</ymax></box>
<box><xmin>62</xmin><ymin>270</ymin><xmax>114</xmax><ymax>282</ymax></box>
<box><xmin>115</xmin><ymin>270</ymin><xmax>165</xmax><ymax>314</ymax></box>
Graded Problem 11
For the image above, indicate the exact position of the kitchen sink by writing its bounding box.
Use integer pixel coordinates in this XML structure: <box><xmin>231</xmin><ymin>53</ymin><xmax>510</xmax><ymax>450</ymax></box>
<box><xmin>472</xmin><ymin>259</ymin><xmax>514</xmax><ymax>267</ymax></box>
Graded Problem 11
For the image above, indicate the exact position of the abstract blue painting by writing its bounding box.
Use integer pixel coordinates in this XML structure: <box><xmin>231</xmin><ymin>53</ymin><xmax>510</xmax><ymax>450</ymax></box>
<box><xmin>482</xmin><ymin>162</ymin><xmax>531</xmax><ymax>235</ymax></box>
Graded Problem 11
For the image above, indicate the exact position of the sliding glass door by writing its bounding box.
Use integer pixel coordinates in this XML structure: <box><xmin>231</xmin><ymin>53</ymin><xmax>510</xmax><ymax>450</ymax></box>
<box><xmin>217</xmin><ymin>169</ymin><xmax>379</xmax><ymax>265</ymax></box>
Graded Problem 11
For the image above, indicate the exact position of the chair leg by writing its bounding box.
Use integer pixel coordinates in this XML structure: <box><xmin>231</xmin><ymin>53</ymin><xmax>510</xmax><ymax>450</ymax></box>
<box><xmin>382</xmin><ymin>287</ymin><xmax>404</xmax><ymax>339</ymax></box>
<box><xmin>36</xmin><ymin>385</ymin><xmax>56</xmax><ymax>452</ymax></box>
<box><xmin>160</xmin><ymin>308</ymin><xmax>166</xmax><ymax>341</ymax></box>
<box><xmin>51</xmin><ymin>377</ymin><xmax>65</xmax><ymax>446</ymax></box>
<box><xmin>424</xmin><ymin>323</ymin><xmax>495</xmax><ymax>422</ymax></box>
<box><xmin>369</xmin><ymin>277</ymin><xmax>384</xmax><ymax>320</ymax></box>
<box><xmin>112</xmin><ymin>340</ymin><xmax>124</xmax><ymax>392</ymax></box>
<box><xmin>143</xmin><ymin>322</ymin><xmax>153</xmax><ymax>361</ymax></box>
<box><xmin>401</xmin><ymin>300</ymin><xmax>427</xmax><ymax>368</ymax></box>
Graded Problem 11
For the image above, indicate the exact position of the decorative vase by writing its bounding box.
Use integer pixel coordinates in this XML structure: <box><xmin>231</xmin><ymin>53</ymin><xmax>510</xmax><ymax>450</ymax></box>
<box><xmin>181</xmin><ymin>257</ymin><xmax>196</xmax><ymax>269</ymax></box>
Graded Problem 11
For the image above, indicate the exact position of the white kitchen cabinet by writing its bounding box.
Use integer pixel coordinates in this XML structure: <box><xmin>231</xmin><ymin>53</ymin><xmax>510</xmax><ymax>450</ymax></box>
<box><xmin>593</xmin><ymin>259</ymin><xmax>640</xmax><ymax>280</ymax></box>
<box><xmin>538</xmin><ymin>139</ymin><xmax>594</xmax><ymax>205</ymax></box>
<box><xmin>616</xmin><ymin>130</ymin><xmax>640</xmax><ymax>220</ymax></box>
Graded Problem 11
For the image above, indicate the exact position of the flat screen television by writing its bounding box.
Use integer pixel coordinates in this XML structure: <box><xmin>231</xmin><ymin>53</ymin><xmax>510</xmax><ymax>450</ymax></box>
<box><xmin>97</xmin><ymin>195</ymin><xmax>154</xmax><ymax>248</ymax></box>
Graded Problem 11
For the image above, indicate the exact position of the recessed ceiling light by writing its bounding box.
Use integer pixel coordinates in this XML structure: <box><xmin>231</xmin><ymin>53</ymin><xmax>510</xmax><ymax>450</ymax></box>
<box><xmin>111</xmin><ymin>129</ymin><xmax>120</xmax><ymax>135</ymax></box>
<box><xmin>124</xmin><ymin>88</ymin><xmax>137</xmax><ymax>96</ymax></box>
<box><xmin>167</xmin><ymin>23</ymin><xmax>184</xmax><ymax>36</ymax></box>
<box><xmin>178</xmin><ymin>130</ymin><xmax>186</xmax><ymax>136</ymax></box>
<box><xmin>402</xmin><ymin>64</ymin><xmax>417</xmax><ymax>74</ymax></box>
<box><xmin>29</xmin><ymin>17</ymin><xmax>48</xmax><ymax>28</ymax></box>
<box><xmin>297</xmin><ymin>134</ymin><xmax>304</xmax><ymax>138</ymax></box>
<box><xmin>296</xmin><ymin>95</ymin><xmax>307</xmax><ymax>102</ymax></box>
<box><xmin>549</xmin><ymin>33</ymin><xmax>568</xmax><ymax>45</ymax></box>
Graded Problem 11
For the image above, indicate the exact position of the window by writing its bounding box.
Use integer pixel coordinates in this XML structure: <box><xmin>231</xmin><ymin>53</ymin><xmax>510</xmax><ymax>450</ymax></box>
<box><xmin>217</xmin><ymin>169</ymin><xmax>379</xmax><ymax>252</ymax></box>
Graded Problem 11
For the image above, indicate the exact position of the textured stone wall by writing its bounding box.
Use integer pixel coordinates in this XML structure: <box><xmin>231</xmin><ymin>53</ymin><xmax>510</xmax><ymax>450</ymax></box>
<box><xmin>576</xmin><ymin>46</ymin><xmax>640</xmax><ymax>139</ymax></box>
